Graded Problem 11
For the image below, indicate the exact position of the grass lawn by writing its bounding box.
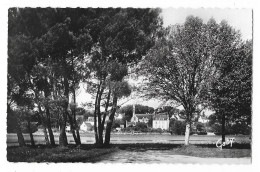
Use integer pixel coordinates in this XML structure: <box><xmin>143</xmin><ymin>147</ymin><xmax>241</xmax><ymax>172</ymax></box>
<box><xmin>7</xmin><ymin>143</ymin><xmax>251</xmax><ymax>162</ymax></box>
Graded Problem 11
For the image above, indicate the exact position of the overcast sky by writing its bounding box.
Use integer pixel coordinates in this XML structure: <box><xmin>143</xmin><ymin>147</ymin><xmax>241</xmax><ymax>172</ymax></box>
<box><xmin>162</xmin><ymin>8</ymin><xmax>252</xmax><ymax>40</ymax></box>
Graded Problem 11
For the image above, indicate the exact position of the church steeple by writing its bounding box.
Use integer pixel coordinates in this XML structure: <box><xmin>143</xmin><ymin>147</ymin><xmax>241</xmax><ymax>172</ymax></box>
<box><xmin>131</xmin><ymin>103</ymin><xmax>138</xmax><ymax>123</ymax></box>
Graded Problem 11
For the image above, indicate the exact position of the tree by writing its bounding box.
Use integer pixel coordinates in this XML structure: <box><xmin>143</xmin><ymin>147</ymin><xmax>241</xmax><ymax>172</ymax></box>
<box><xmin>8</xmin><ymin>8</ymin><xmax>162</xmax><ymax>147</ymax></box>
<box><xmin>8</xmin><ymin>8</ymin><xmax>40</xmax><ymax>146</ymax></box>
<box><xmin>8</xmin><ymin>8</ymin><xmax>95</xmax><ymax>147</ymax></box>
<box><xmin>84</xmin><ymin>8</ymin><xmax>162</xmax><ymax>146</ymax></box>
<box><xmin>142</xmin><ymin>16</ymin><xmax>220</xmax><ymax>145</ymax></box>
<box><xmin>209</xmin><ymin>23</ymin><xmax>252</xmax><ymax>142</ymax></box>
<box><xmin>34</xmin><ymin>8</ymin><xmax>94</xmax><ymax>146</ymax></box>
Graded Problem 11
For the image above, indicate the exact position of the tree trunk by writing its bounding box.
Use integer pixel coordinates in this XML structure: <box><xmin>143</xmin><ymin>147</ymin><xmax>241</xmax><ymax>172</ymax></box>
<box><xmin>27</xmin><ymin>121</ymin><xmax>35</xmax><ymax>146</ymax></box>
<box><xmin>15</xmin><ymin>115</ymin><xmax>26</xmax><ymax>147</ymax></box>
<box><xmin>76</xmin><ymin>130</ymin><xmax>81</xmax><ymax>145</ymax></box>
<box><xmin>101</xmin><ymin>88</ymin><xmax>111</xmax><ymax>132</ymax></box>
<box><xmin>104</xmin><ymin>120</ymin><xmax>112</xmax><ymax>146</ymax></box>
<box><xmin>97</xmin><ymin>87</ymin><xmax>104</xmax><ymax>146</ymax></box>
<box><xmin>59</xmin><ymin>76</ymin><xmax>69</xmax><ymax>147</ymax></box>
<box><xmin>94</xmin><ymin>84</ymin><xmax>101</xmax><ymax>145</ymax></box>
<box><xmin>8</xmin><ymin>105</ymin><xmax>25</xmax><ymax>147</ymax></box>
<box><xmin>67</xmin><ymin>113</ymin><xmax>80</xmax><ymax>145</ymax></box>
<box><xmin>59</xmin><ymin>115</ymin><xmax>68</xmax><ymax>147</ymax></box>
<box><xmin>97</xmin><ymin>102</ymin><xmax>103</xmax><ymax>146</ymax></box>
<box><xmin>221</xmin><ymin>112</ymin><xmax>226</xmax><ymax>143</ymax></box>
<box><xmin>43</xmin><ymin>126</ymin><xmax>50</xmax><ymax>145</ymax></box>
<box><xmin>73</xmin><ymin>90</ymin><xmax>81</xmax><ymax>145</ymax></box>
<box><xmin>46</xmin><ymin>107</ymin><xmax>55</xmax><ymax>146</ymax></box>
<box><xmin>39</xmin><ymin>109</ymin><xmax>50</xmax><ymax>145</ymax></box>
<box><xmin>104</xmin><ymin>96</ymin><xmax>118</xmax><ymax>146</ymax></box>
<box><xmin>37</xmin><ymin>102</ymin><xmax>50</xmax><ymax>145</ymax></box>
<box><xmin>94</xmin><ymin>111</ymin><xmax>99</xmax><ymax>145</ymax></box>
<box><xmin>184</xmin><ymin>122</ymin><xmax>191</xmax><ymax>145</ymax></box>
<box><xmin>97</xmin><ymin>114</ymin><xmax>103</xmax><ymax>145</ymax></box>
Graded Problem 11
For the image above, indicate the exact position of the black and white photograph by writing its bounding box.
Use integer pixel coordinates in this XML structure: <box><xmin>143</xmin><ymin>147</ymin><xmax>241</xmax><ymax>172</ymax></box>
<box><xmin>2</xmin><ymin>0</ymin><xmax>259</xmax><ymax>168</ymax></box>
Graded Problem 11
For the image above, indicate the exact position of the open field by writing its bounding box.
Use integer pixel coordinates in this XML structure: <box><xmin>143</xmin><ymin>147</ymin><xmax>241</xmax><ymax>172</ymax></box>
<box><xmin>6</xmin><ymin>132</ymin><xmax>251</xmax><ymax>146</ymax></box>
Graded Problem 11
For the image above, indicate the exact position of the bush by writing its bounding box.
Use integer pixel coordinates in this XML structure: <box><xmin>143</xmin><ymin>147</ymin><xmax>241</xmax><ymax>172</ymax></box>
<box><xmin>197</xmin><ymin>131</ymin><xmax>207</xmax><ymax>135</ymax></box>
<box><xmin>135</xmin><ymin>122</ymin><xmax>147</xmax><ymax>129</ymax></box>
<box><xmin>20</xmin><ymin>122</ymin><xmax>38</xmax><ymax>133</ymax></box>
<box><xmin>210</xmin><ymin>123</ymin><xmax>251</xmax><ymax>135</ymax></box>
<box><xmin>169</xmin><ymin>120</ymin><xmax>186</xmax><ymax>135</ymax></box>
<box><xmin>112</xmin><ymin>122</ymin><xmax>120</xmax><ymax>129</ymax></box>
<box><xmin>151</xmin><ymin>128</ymin><xmax>163</xmax><ymax>133</ymax></box>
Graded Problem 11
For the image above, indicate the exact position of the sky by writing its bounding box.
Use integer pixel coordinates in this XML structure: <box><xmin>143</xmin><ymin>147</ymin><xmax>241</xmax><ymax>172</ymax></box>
<box><xmin>162</xmin><ymin>8</ymin><xmax>252</xmax><ymax>40</ymax></box>
<box><xmin>75</xmin><ymin>8</ymin><xmax>253</xmax><ymax>110</ymax></box>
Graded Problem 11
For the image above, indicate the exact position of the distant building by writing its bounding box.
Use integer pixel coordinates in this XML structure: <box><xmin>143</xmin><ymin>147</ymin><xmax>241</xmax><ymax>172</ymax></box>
<box><xmin>80</xmin><ymin>122</ymin><xmax>93</xmax><ymax>131</ymax></box>
<box><xmin>152</xmin><ymin>112</ymin><xmax>170</xmax><ymax>130</ymax></box>
<box><xmin>198</xmin><ymin>116</ymin><xmax>209</xmax><ymax>123</ymax></box>
<box><xmin>66</xmin><ymin>126</ymin><xmax>71</xmax><ymax>132</ymax></box>
<box><xmin>126</xmin><ymin>113</ymin><xmax>153</xmax><ymax>127</ymax></box>
<box><xmin>115</xmin><ymin>113</ymin><xmax>124</xmax><ymax>120</ymax></box>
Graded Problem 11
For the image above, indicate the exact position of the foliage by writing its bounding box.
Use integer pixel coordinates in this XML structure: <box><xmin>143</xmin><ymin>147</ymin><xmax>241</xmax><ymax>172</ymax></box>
<box><xmin>140</xmin><ymin>16</ymin><xmax>250</xmax><ymax>144</ymax></box>
<box><xmin>135</xmin><ymin>122</ymin><xmax>148</xmax><ymax>129</ymax></box>
<box><xmin>208</xmin><ymin>113</ymin><xmax>251</xmax><ymax>135</ymax></box>
<box><xmin>195</xmin><ymin>122</ymin><xmax>205</xmax><ymax>132</ymax></box>
<box><xmin>119</xmin><ymin>104</ymin><xmax>154</xmax><ymax>121</ymax></box>
<box><xmin>7</xmin><ymin>108</ymin><xmax>39</xmax><ymax>133</ymax></box>
<box><xmin>169</xmin><ymin>119</ymin><xmax>186</xmax><ymax>135</ymax></box>
<box><xmin>209</xmin><ymin>39</ymin><xmax>252</xmax><ymax>126</ymax></box>
<box><xmin>112</xmin><ymin>122</ymin><xmax>121</xmax><ymax>129</ymax></box>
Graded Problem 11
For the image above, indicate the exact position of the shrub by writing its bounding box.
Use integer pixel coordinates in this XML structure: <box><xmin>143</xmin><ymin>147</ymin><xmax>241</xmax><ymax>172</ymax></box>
<box><xmin>20</xmin><ymin>122</ymin><xmax>38</xmax><ymax>133</ymax></box>
<box><xmin>170</xmin><ymin>120</ymin><xmax>186</xmax><ymax>135</ymax></box>
<box><xmin>135</xmin><ymin>122</ymin><xmax>147</xmax><ymax>129</ymax></box>
<box><xmin>112</xmin><ymin>122</ymin><xmax>120</xmax><ymax>129</ymax></box>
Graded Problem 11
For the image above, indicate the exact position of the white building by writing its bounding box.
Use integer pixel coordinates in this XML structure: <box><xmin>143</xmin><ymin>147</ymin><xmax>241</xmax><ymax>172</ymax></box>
<box><xmin>152</xmin><ymin>113</ymin><xmax>170</xmax><ymax>130</ymax></box>
<box><xmin>80</xmin><ymin>122</ymin><xmax>93</xmax><ymax>131</ymax></box>
<box><xmin>198</xmin><ymin>116</ymin><xmax>209</xmax><ymax>123</ymax></box>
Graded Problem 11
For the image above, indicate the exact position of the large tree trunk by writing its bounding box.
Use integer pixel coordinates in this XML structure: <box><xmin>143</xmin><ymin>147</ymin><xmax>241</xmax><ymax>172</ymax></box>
<box><xmin>27</xmin><ymin>121</ymin><xmax>35</xmax><ymax>146</ymax></box>
<box><xmin>104</xmin><ymin>96</ymin><xmax>118</xmax><ymax>146</ymax></box>
<box><xmin>184</xmin><ymin>110</ymin><xmax>193</xmax><ymax>145</ymax></box>
<box><xmin>184</xmin><ymin>122</ymin><xmax>191</xmax><ymax>145</ymax></box>
<box><xmin>221</xmin><ymin>112</ymin><xmax>226</xmax><ymax>143</ymax></box>
<box><xmin>14</xmin><ymin>115</ymin><xmax>26</xmax><ymax>147</ymax></box>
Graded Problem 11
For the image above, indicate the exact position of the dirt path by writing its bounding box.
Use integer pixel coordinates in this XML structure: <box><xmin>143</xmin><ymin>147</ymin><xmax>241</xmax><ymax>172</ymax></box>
<box><xmin>93</xmin><ymin>150</ymin><xmax>251</xmax><ymax>164</ymax></box>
